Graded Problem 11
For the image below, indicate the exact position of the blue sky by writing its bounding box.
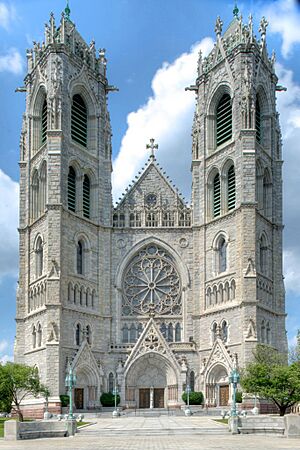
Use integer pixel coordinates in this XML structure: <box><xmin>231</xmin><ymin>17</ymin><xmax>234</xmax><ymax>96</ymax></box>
<box><xmin>0</xmin><ymin>0</ymin><xmax>300</xmax><ymax>361</ymax></box>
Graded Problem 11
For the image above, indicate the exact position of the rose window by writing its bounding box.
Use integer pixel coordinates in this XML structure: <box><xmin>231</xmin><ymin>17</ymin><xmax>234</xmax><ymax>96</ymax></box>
<box><xmin>122</xmin><ymin>244</ymin><xmax>181</xmax><ymax>316</ymax></box>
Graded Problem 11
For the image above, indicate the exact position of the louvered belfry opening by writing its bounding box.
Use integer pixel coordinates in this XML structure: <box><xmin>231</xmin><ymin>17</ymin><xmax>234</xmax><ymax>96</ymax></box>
<box><xmin>255</xmin><ymin>99</ymin><xmax>261</xmax><ymax>143</ymax></box>
<box><xmin>41</xmin><ymin>98</ymin><xmax>47</xmax><ymax>144</ymax></box>
<box><xmin>68</xmin><ymin>167</ymin><xmax>76</xmax><ymax>212</ymax></box>
<box><xmin>213</xmin><ymin>173</ymin><xmax>221</xmax><ymax>217</ymax></box>
<box><xmin>71</xmin><ymin>94</ymin><xmax>87</xmax><ymax>147</ymax></box>
<box><xmin>216</xmin><ymin>94</ymin><xmax>232</xmax><ymax>147</ymax></box>
<box><xmin>83</xmin><ymin>175</ymin><xmax>90</xmax><ymax>219</ymax></box>
<box><xmin>227</xmin><ymin>165</ymin><xmax>236</xmax><ymax>210</ymax></box>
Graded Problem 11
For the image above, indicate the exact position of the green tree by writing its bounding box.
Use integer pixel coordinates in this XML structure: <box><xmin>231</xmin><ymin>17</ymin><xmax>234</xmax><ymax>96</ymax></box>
<box><xmin>241</xmin><ymin>345</ymin><xmax>300</xmax><ymax>416</ymax></box>
<box><xmin>0</xmin><ymin>363</ymin><xmax>49</xmax><ymax>421</ymax></box>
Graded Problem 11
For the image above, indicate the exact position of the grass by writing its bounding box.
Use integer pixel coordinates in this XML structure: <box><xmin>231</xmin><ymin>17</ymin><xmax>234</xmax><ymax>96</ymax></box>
<box><xmin>77</xmin><ymin>421</ymin><xmax>90</xmax><ymax>428</ymax></box>
<box><xmin>214</xmin><ymin>418</ymin><xmax>228</xmax><ymax>425</ymax></box>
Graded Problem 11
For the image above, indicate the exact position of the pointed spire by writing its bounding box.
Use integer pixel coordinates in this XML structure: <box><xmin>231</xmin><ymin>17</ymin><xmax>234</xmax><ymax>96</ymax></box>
<box><xmin>65</xmin><ymin>0</ymin><xmax>71</xmax><ymax>21</ymax></box>
<box><xmin>233</xmin><ymin>2</ymin><xmax>239</xmax><ymax>18</ymax></box>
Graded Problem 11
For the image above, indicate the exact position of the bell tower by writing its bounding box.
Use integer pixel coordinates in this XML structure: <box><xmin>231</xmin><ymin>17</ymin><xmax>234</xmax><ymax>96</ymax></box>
<box><xmin>190</xmin><ymin>7</ymin><xmax>287</xmax><ymax>397</ymax></box>
<box><xmin>15</xmin><ymin>4</ymin><xmax>113</xmax><ymax>415</ymax></box>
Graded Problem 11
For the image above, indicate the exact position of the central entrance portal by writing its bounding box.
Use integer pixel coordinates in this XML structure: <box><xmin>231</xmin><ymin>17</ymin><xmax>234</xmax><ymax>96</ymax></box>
<box><xmin>139</xmin><ymin>388</ymin><xmax>165</xmax><ymax>408</ymax></box>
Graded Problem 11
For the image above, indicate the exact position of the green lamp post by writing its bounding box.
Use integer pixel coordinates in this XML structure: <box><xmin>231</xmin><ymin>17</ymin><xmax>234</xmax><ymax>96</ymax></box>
<box><xmin>229</xmin><ymin>366</ymin><xmax>240</xmax><ymax>418</ymax></box>
<box><xmin>65</xmin><ymin>362</ymin><xmax>77</xmax><ymax>420</ymax></box>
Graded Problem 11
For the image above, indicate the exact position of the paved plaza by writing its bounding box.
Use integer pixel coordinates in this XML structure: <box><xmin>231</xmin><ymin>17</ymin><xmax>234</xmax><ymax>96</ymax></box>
<box><xmin>1</xmin><ymin>416</ymin><xmax>300</xmax><ymax>450</ymax></box>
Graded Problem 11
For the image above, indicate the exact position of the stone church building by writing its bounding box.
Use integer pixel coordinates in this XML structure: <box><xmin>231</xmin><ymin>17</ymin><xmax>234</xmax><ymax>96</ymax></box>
<box><xmin>14</xmin><ymin>5</ymin><xmax>287</xmax><ymax>415</ymax></box>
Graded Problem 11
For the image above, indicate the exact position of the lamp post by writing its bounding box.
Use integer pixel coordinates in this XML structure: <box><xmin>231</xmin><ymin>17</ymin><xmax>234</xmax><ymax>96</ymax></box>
<box><xmin>185</xmin><ymin>384</ymin><xmax>192</xmax><ymax>416</ymax></box>
<box><xmin>229</xmin><ymin>366</ymin><xmax>240</xmax><ymax>434</ymax></box>
<box><xmin>65</xmin><ymin>362</ymin><xmax>77</xmax><ymax>420</ymax></box>
<box><xmin>112</xmin><ymin>378</ymin><xmax>120</xmax><ymax>417</ymax></box>
<box><xmin>229</xmin><ymin>367</ymin><xmax>240</xmax><ymax>417</ymax></box>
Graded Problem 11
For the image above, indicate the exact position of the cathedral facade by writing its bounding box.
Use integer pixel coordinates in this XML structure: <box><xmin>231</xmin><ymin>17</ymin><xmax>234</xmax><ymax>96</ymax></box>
<box><xmin>14</xmin><ymin>6</ymin><xmax>287</xmax><ymax>415</ymax></box>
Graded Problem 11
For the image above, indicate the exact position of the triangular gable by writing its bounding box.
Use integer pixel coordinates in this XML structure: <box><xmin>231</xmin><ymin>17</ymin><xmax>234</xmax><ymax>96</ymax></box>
<box><xmin>124</xmin><ymin>317</ymin><xmax>181</xmax><ymax>373</ymax></box>
<box><xmin>202</xmin><ymin>338</ymin><xmax>234</xmax><ymax>375</ymax></box>
<box><xmin>71</xmin><ymin>339</ymin><xmax>103</xmax><ymax>376</ymax></box>
<box><xmin>115</xmin><ymin>158</ymin><xmax>187</xmax><ymax>209</ymax></box>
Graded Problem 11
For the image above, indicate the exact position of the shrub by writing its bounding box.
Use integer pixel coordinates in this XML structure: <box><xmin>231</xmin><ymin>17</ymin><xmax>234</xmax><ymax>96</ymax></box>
<box><xmin>60</xmin><ymin>394</ymin><xmax>70</xmax><ymax>407</ymax></box>
<box><xmin>235</xmin><ymin>391</ymin><xmax>243</xmax><ymax>403</ymax></box>
<box><xmin>182</xmin><ymin>391</ymin><xmax>204</xmax><ymax>405</ymax></box>
<box><xmin>100</xmin><ymin>392</ymin><xmax>120</xmax><ymax>407</ymax></box>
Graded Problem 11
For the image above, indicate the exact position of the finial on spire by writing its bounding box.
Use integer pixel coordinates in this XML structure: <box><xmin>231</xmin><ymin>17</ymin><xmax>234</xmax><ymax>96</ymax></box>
<box><xmin>233</xmin><ymin>2</ymin><xmax>239</xmax><ymax>18</ymax></box>
<box><xmin>146</xmin><ymin>138</ymin><xmax>158</xmax><ymax>160</ymax></box>
<box><xmin>65</xmin><ymin>1</ymin><xmax>71</xmax><ymax>21</ymax></box>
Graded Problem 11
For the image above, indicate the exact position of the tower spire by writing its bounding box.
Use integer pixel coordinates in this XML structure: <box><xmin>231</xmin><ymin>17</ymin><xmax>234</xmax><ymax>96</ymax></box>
<box><xmin>64</xmin><ymin>0</ymin><xmax>71</xmax><ymax>21</ymax></box>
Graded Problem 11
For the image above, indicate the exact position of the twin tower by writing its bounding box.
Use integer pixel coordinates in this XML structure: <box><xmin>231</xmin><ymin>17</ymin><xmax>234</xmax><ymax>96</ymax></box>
<box><xmin>15</xmin><ymin>6</ymin><xmax>287</xmax><ymax>415</ymax></box>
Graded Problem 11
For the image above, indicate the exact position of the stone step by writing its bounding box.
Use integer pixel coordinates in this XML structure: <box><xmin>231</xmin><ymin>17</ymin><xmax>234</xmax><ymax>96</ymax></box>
<box><xmin>78</xmin><ymin>427</ymin><xmax>228</xmax><ymax>436</ymax></box>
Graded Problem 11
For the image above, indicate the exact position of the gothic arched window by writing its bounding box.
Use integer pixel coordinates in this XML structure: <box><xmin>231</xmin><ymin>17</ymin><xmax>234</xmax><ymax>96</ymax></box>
<box><xmin>256</xmin><ymin>98</ymin><xmax>261</xmax><ymax>143</ymax></box>
<box><xmin>167</xmin><ymin>323</ymin><xmax>174</xmax><ymax>342</ymax></box>
<box><xmin>262</xmin><ymin>169</ymin><xmax>272</xmax><ymax>218</ymax></box>
<box><xmin>76</xmin><ymin>323</ymin><xmax>81</xmax><ymax>346</ymax></box>
<box><xmin>261</xmin><ymin>320</ymin><xmax>266</xmax><ymax>343</ymax></box>
<box><xmin>259</xmin><ymin>234</ymin><xmax>267</xmax><ymax>274</ymax></box>
<box><xmin>137</xmin><ymin>323</ymin><xmax>143</xmax><ymax>338</ymax></box>
<box><xmin>41</xmin><ymin>98</ymin><xmax>47</xmax><ymax>145</ymax></box>
<box><xmin>32</xmin><ymin>326</ymin><xmax>36</xmax><ymax>349</ymax></box>
<box><xmin>227</xmin><ymin>164</ymin><xmax>235</xmax><ymax>211</ymax></box>
<box><xmin>71</xmin><ymin>94</ymin><xmax>87</xmax><ymax>147</ymax></box>
<box><xmin>68</xmin><ymin>166</ymin><xmax>76</xmax><ymax>212</ymax></box>
<box><xmin>218</xmin><ymin>237</ymin><xmax>227</xmax><ymax>273</ymax></box>
<box><xmin>35</xmin><ymin>236</ymin><xmax>43</xmax><ymax>278</ymax></box>
<box><xmin>216</xmin><ymin>94</ymin><xmax>232</xmax><ymax>147</ymax></box>
<box><xmin>77</xmin><ymin>241</ymin><xmax>83</xmax><ymax>275</ymax></box>
<box><xmin>129</xmin><ymin>324</ymin><xmax>136</xmax><ymax>343</ymax></box>
<box><xmin>122</xmin><ymin>324</ymin><xmax>129</xmax><ymax>343</ymax></box>
<box><xmin>86</xmin><ymin>325</ymin><xmax>91</xmax><ymax>344</ymax></box>
<box><xmin>213</xmin><ymin>173</ymin><xmax>221</xmax><ymax>217</ymax></box>
<box><xmin>175</xmin><ymin>323</ymin><xmax>181</xmax><ymax>342</ymax></box>
<box><xmin>37</xmin><ymin>323</ymin><xmax>42</xmax><ymax>347</ymax></box>
<box><xmin>31</xmin><ymin>170</ymin><xmax>39</xmax><ymax>220</ymax></box>
<box><xmin>221</xmin><ymin>321</ymin><xmax>228</xmax><ymax>342</ymax></box>
<box><xmin>212</xmin><ymin>322</ymin><xmax>218</xmax><ymax>342</ymax></box>
<box><xmin>160</xmin><ymin>323</ymin><xmax>167</xmax><ymax>338</ymax></box>
<box><xmin>83</xmin><ymin>174</ymin><xmax>90</xmax><ymax>219</ymax></box>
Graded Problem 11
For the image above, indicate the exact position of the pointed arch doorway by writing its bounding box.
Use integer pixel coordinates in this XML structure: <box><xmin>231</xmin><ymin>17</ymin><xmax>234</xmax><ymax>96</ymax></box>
<box><xmin>125</xmin><ymin>352</ymin><xmax>178</xmax><ymax>408</ymax></box>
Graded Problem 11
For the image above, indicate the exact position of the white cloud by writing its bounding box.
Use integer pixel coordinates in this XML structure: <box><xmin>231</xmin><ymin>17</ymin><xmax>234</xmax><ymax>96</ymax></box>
<box><xmin>0</xmin><ymin>354</ymin><xmax>13</xmax><ymax>364</ymax></box>
<box><xmin>0</xmin><ymin>170</ymin><xmax>19</xmax><ymax>279</ymax></box>
<box><xmin>0</xmin><ymin>48</ymin><xmax>23</xmax><ymax>75</ymax></box>
<box><xmin>263</xmin><ymin>0</ymin><xmax>300</xmax><ymax>58</ymax></box>
<box><xmin>0</xmin><ymin>2</ymin><xmax>16</xmax><ymax>31</ymax></box>
<box><xmin>112</xmin><ymin>37</ymin><xmax>214</xmax><ymax>201</ymax></box>
<box><xmin>284</xmin><ymin>251</ymin><xmax>300</xmax><ymax>295</ymax></box>
<box><xmin>0</xmin><ymin>339</ymin><xmax>8</xmax><ymax>353</ymax></box>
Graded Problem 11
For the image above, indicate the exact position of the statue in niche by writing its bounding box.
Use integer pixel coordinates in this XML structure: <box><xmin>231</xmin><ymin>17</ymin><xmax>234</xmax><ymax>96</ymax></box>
<box><xmin>48</xmin><ymin>322</ymin><xmax>59</xmax><ymax>342</ymax></box>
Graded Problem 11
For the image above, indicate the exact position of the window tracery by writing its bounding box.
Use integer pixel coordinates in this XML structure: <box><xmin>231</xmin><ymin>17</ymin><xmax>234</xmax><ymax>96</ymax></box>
<box><xmin>122</xmin><ymin>244</ymin><xmax>181</xmax><ymax>316</ymax></box>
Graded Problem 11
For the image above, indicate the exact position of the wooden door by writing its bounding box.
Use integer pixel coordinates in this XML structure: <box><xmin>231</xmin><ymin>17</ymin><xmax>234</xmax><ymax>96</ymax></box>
<box><xmin>154</xmin><ymin>388</ymin><xmax>164</xmax><ymax>408</ymax></box>
<box><xmin>139</xmin><ymin>389</ymin><xmax>150</xmax><ymax>408</ymax></box>
<box><xmin>219</xmin><ymin>385</ymin><xmax>229</xmax><ymax>406</ymax></box>
<box><xmin>74</xmin><ymin>388</ymin><xmax>84</xmax><ymax>409</ymax></box>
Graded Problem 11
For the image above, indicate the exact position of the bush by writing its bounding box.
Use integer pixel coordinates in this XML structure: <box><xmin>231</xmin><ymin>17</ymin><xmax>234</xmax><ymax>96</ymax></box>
<box><xmin>235</xmin><ymin>391</ymin><xmax>243</xmax><ymax>403</ymax></box>
<box><xmin>100</xmin><ymin>392</ymin><xmax>120</xmax><ymax>407</ymax></box>
<box><xmin>60</xmin><ymin>394</ymin><xmax>70</xmax><ymax>407</ymax></box>
<box><xmin>182</xmin><ymin>391</ymin><xmax>203</xmax><ymax>405</ymax></box>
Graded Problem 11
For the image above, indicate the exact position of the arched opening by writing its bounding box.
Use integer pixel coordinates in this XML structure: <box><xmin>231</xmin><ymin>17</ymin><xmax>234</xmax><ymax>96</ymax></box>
<box><xmin>256</xmin><ymin>98</ymin><xmax>261</xmax><ymax>143</ymax></box>
<box><xmin>108</xmin><ymin>372</ymin><xmax>114</xmax><ymax>393</ymax></box>
<box><xmin>41</xmin><ymin>98</ymin><xmax>47</xmax><ymax>145</ymax></box>
<box><xmin>218</xmin><ymin>237</ymin><xmax>227</xmax><ymax>273</ymax></box>
<box><xmin>189</xmin><ymin>371</ymin><xmax>195</xmax><ymax>392</ymax></box>
<box><xmin>216</xmin><ymin>94</ymin><xmax>232</xmax><ymax>147</ymax></box>
<box><xmin>32</xmin><ymin>326</ymin><xmax>36</xmax><ymax>349</ymax></box>
<box><xmin>206</xmin><ymin>364</ymin><xmax>229</xmax><ymax>407</ymax></box>
<box><xmin>125</xmin><ymin>353</ymin><xmax>178</xmax><ymax>409</ymax></box>
<box><xmin>262</xmin><ymin>168</ymin><xmax>272</xmax><ymax>218</ymax></box>
<box><xmin>213</xmin><ymin>173</ymin><xmax>221</xmax><ymax>217</ymax></box>
<box><xmin>76</xmin><ymin>241</ymin><xmax>84</xmax><ymax>275</ymax></box>
<box><xmin>71</xmin><ymin>94</ymin><xmax>87</xmax><ymax>147</ymax></box>
<box><xmin>227</xmin><ymin>164</ymin><xmax>235</xmax><ymax>211</ymax></box>
<box><xmin>259</xmin><ymin>234</ymin><xmax>268</xmax><ymax>275</ymax></box>
<box><xmin>75</xmin><ymin>323</ymin><xmax>81</xmax><ymax>346</ymax></box>
<box><xmin>35</xmin><ymin>236</ymin><xmax>43</xmax><ymax>278</ymax></box>
<box><xmin>68</xmin><ymin>166</ymin><xmax>76</xmax><ymax>212</ymax></box>
<box><xmin>37</xmin><ymin>324</ymin><xmax>42</xmax><ymax>347</ymax></box>
<box><xmin>83</xmin><ymin>174</ymin><xmax>91</xmax><ymax>219</ymax></box>
<box><xmin>74</xmin><ymin>365</ymin><xmax>99</xmax><ymax>410</ymax></box>
<box><xmin>221</xmin><ymin>321</ymin><xmax>228</xmax><ymax>342</ymax></box>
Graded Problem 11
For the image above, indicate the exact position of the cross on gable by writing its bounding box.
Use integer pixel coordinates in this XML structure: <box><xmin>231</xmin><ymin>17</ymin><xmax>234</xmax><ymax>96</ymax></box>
<box><xmin>146</xmin><ymin>138</ymin><xmax>158</xmax><ymax>159</ymax></box>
